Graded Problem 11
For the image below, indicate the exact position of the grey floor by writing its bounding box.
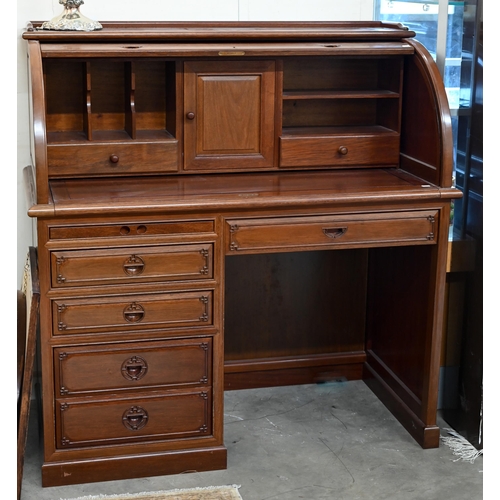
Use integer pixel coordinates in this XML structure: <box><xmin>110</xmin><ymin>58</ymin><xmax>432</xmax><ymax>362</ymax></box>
<box><xmin>20</xmin><ymin>381</ymin><xmax>483</xmax><ymax>500</ymax></box>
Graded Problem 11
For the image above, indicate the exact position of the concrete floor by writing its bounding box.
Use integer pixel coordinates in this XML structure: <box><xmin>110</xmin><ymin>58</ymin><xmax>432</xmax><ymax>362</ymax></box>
<box><xmin>20</xmin><ymin>381</ymin><xmax>483</xmax><ymax>500</ymax></box>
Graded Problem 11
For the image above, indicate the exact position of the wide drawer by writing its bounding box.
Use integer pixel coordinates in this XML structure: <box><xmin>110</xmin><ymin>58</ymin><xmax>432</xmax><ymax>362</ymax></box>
<box><xmin>226</xmin><ymin>211</ymin><xmax>438</xmax><ymax>253</ymax></box>
<box><xmin>52</xmin><ymin>290</ymin><xmax>213</xmax><ymax>335</ymax></box>
<box><xmin>51</xmin><ymin>244</ymin><xmax>213</xmax><ymax>288</ymax></box>
<box><xmin>49</xmin><ymin>220</ymin><xmax>215</xmax><ymax>240</ymax></box>
<box><xmin>55</xmin><ymin>390</ymin><xmax>212</xmax><ymax>449</ymax></box>
<box><xmin>47</xmin><ymin>140</ymin><xmax>178</xmax><ymax>177</ymax></box>
<box><xmin>54</xmin><ymin>338</ymin><xmax>212</xmax><ymax>396</ymax></box>
<box><xmin>279</xmin><ymin>133</ymin><xmax>400</xmax><ymax>168</ymax></box>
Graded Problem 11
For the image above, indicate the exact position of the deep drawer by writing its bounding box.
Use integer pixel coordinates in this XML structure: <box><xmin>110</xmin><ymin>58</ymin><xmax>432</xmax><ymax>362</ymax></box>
<box><xmin>54</xmin><ymin>338</ymin><xmax>212</xmax><ymax>396</ymax></box>
<box><xmin>51</xmin><ymin>244</ymin><xmax>213</xmax><ymax>288</ymax></box>
<box><xmin>52</xmin><ymin>290</ymin><xmax>213</xmax><ymax>335</ymax></box>
<box><xmin>55</xmin><ymin>390</ymin><xmax>212</xmax><ymax>449</ymax></box>
<box><xmin>279</xmin><ymin>133</ymin><xmax>400</xmax><ymax>168</ymax></box>
<box><xmin>47</xmin><ymin>140</ymin><xmax>178</xmax><ymax>177</ymax></box>
<box><xmin>49</xmin><ymin>220</ymin><xmax>215</xmax><ymax>240</ymax></box>
<box><xmin>226</xmin><ymin>211</ymin><xmax>438</xmax><ymax>254</ymax></box>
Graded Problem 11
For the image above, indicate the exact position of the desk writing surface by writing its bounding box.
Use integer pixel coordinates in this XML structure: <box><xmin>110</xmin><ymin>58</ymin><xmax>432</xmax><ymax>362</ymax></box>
<box><xmin>47</xmin><ymin>169</ymin><xmax>456</xmax><ymax>216</ymax></box>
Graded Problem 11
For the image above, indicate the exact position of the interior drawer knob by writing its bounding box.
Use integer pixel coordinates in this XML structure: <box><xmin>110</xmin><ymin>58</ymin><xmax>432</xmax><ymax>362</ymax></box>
<box><xmin>109</xmin><ymin>154</ymin><xmax>120</xmax><ymax>163</ymax></box>
<box><xmin>338</xmin><ymin>146</ymin><xmax>348</xmax><ymax>155</ymax></box>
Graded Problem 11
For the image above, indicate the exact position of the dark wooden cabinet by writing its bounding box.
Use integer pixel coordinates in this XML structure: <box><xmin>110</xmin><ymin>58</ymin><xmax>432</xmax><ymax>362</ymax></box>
<box><xmin>23</xmin><ymin>21</ymin><xmax>461</xmax><ymax>487</ymax></box>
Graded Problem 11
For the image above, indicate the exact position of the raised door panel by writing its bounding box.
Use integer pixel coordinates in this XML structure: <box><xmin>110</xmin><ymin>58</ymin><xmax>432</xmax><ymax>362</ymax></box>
<box><xmin>184</xmin><ymin>60</ymin><xmax>275</xmax><ymax>171</ymax></box>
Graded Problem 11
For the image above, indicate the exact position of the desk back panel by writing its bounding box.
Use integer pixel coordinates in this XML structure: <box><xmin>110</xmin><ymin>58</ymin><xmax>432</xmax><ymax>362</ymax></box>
<box><xmin>224</xmin><ymin>249</ymin><xmax>367</xmax><ymax>367</ymax></box>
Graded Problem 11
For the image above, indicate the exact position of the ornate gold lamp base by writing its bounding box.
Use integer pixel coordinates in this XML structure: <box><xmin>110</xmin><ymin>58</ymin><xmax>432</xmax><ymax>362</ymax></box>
<box><xmin>42</xmin><ymin>0</ymin><xmax>102</xmax><ymax>31</ymax></box>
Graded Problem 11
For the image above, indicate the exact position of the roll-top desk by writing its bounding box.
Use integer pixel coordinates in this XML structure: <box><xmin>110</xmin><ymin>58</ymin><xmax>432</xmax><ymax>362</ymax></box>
<box><xmin>22</xmin><ymin>21</ymin><xmax>462</xmax><ymax>487</ymax></box>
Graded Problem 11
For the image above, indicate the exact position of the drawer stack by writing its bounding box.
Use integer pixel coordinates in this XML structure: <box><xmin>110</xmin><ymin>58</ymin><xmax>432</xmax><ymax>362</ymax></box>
<box><xmin>40</xmin><ymin>217</ymin><xmax>225</xmax><ymax>484</ymax></box>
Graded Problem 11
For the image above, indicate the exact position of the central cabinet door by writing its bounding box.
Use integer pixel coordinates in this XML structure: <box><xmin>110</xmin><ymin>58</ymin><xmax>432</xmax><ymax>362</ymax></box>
<box><xmin>183</xmin><ymin>60</ymin><xmax>276</xmax><ymax>171</ymax></box>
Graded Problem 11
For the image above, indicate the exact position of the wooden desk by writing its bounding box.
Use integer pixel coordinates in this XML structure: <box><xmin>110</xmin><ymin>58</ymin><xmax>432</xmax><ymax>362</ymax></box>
<box><xmin>23</xmin><ymin>21</ymin><xmax>462</xmax><ymax>487</ymax></box>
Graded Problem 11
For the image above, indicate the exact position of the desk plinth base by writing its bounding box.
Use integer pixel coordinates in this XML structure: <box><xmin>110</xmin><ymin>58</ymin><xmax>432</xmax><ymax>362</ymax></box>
<box><xmin>363</xmin><ymin>362</ymin><xmax>440</xmax><ymax>449</ymax></box>
<box><xmin>41</xmin><ymin>446</ymin><xmax>228</xmax><ymax>487</ymax></box>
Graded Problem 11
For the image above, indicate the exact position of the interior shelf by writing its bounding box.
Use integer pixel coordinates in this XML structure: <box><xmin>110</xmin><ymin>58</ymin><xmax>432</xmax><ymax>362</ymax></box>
<box><xmin>282</xmin><ymin>90</ymin><xmax>400</xmax><ymax>100</ymax></box>
<box><xmin>281</xmin><ymin>125</ymin><xmax>400</xmax><ymax>137</ymax></box>
<box><xmin>47</xmin><ymin>129</ymin><xmax>176</xmax><ymax>145</ymax></box>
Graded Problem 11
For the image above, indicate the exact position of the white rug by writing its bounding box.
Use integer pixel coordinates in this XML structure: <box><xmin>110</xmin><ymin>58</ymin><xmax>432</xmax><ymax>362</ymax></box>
<box><xmin>62</xmin><ymin>485</ymin><xmax>243</xmax><ymax>500</ymax></box>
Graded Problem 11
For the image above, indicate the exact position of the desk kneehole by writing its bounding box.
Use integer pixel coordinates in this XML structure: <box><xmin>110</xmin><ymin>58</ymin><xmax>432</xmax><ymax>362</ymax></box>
<box><xmin>225</xmin><ymin>211</ymin><xmax>438</xmax><ymax>253</ymax></box>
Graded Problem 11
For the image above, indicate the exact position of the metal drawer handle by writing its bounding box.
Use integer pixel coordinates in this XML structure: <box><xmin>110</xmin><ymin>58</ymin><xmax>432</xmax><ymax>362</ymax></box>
<box><xmin>323</xmin><ymin>227</ymin><xmax>348</xmax><ymax>239</ymax></box>
<box><xmin>121</xmin><ymin>355</ymin><xmax>148</xmax><ymax>381</ymax></box>
<box><xmin>123</xmin><ymin>255</ymin><xmax>145</xmax><ymax>276</ymax></box>
<box><xmin>122</xmin><ymin>406</ymin><xmax>148</xmax><ymax>431</ymax></box>
<box><xmin>123</xmin><ymin>302</ymin><xmax>145</xmax><ymax>323</ymax></box>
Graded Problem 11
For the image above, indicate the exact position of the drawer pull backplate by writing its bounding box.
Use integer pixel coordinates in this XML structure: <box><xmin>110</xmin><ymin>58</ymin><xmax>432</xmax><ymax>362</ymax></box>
<box><xmin>323</xmin><ymin>227</ymin><xmax>348</xmax><ymax>239</ymax></box>
<box><xmin>122</xmin><ymin>406</ymin><xmax>149</xmax><ymax>431</ymax></box>
<box><xmin>121</xmin><ymin>355</ymin><xmax>148</xmax><ymax>381</ymax></box>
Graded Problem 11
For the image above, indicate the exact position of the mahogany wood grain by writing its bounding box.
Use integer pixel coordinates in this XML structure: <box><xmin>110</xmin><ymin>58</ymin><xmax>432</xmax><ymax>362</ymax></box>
<box><xmin>54</xmin><ymin>338</ymin><xmax>212</xmax><ymax>396</ymax></box>
<box><xmin>400</xmin><ymin>39</ymin><xmax>454</xmax><ymax>187</ymax></box>
<box><xmin>280</xmin><ymin>131</ymin><xmax>400</xmax><ymax>168</ymax></box>
<box><xmin>55</xmin><ymin>390</ymin><xmax>212</xmax><ymax>448</ymax></box>
<box><xmin>51</xmin><ymin>290</ymin><xmax>214</xmax><ymax>336</ymax></box>
<box><xmin>41</xmin><ymin>447</ymin><xmax>227</xmax><ymax>487</ymax></box>
<box><xmin>36</xmin><ymin>42</ymin><xmax>415</xmax><ymax>59</ymax></box>
<box><xmin>24</xmin><ymin>21</ymin><xmax>416</xmax><ymax>42</ymax></box>
<box><xmin>225</xmin><ymin>362</ymin><xmax>364</xmax><ymax>390</ymax></box>
<box><xmin>17</xmin><ymin>248</ymin><xmax>40</xmax><ymax>500</ymax></box>
<box><xmin>49</xmin><ymin>243</ymin><xmax>213</xmax><ymax>288</ymax></box>
<box><xmin>47</xmin><ymin>140</ymin><xmax>178</xmax><ymax>177</ymax></box>
<box><xmin>27</xmin><ymin>41</ymin><xmax>49</xmax><ymax>204</ymax></box>
<box><xmin>183</xmin><ymin>60</ymin><xmax>275</xmax><ymax>171</ymax></box>
<box><xmin>21</xmin><ymin>21</ymin><xmax>462</xmax><ymax>486</ymax></box>
<box><xmin>224</xmin><ymin>250</ymin><xmax>367</xmax><ymax>361</ymax></box>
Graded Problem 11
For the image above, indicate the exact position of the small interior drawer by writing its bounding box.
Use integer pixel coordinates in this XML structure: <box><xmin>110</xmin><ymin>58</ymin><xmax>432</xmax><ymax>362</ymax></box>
<box><xmin>55</xmin><ymin>390</ymin><xmax>212</xmax><ymax>449</ymax></box>
<box><xmin>279</xmin><ymin>133</ymin><xmax>400</xmax><ymax>168</ymax></box>
<box><xmin>52</xmin><ymin>290</ymin><xmax>213</xmax><ymax>335</ymax></box>
<box><xmin>226</xmin><ymin>211</ymin><xmax>438</xmax><ymax>254</ymax></box>
<box><xmin>49</xmin><ymin>220</ymin><xmax>215</xmax><ymax>240</ymax></box>
<box><xmin>47</xmin><ymin>141</ymin><xmax>178</xmax><ymax>177</ymax></box>
<box><xmin>54</xmin><ymin>338</ymin><xmax>212</xmax><ymax>396</ymax></box>
<box><xmin>51</xmin><ymin>244</ymin><xmax>213</xmax><ymax>288</ymax></box>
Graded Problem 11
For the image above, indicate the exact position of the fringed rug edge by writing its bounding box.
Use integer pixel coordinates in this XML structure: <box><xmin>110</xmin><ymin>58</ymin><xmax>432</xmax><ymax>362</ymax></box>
<box><xmin>60</xmin><ymin>484</ymin><xmax>243</xmax><ymax>500</ymax></box>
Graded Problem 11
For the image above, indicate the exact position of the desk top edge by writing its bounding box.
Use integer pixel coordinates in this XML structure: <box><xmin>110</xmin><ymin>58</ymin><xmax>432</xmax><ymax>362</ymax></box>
<box><xmin>23</xmin><ymin>21</ymin><xmax>416</xmax><ymax>42</ymax></box>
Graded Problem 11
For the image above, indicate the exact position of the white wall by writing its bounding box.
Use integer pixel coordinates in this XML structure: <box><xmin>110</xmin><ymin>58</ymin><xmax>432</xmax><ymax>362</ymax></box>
<box><xmin>16</xmin><ymin>0</ymin><xmax>375</xmax><ymax>287</ymax></box>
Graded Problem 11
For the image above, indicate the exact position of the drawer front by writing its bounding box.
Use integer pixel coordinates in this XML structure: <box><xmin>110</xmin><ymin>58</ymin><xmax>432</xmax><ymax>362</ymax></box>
<box><xmin>226</xmin><ymin>211</ymin><xmax>438</xmax><ymax>253</ymax></box>
<box><xmin>56</xmin><ymin>390</ymin><xmax>212</xmax><ymax>448</ymax></box>
<box><xmin>279</xmin><ymin>134</ymin><xmax>400</xmax><ymax>168</ymax></box>
<box><xmin>54</xmin><ymin>338</ymin><xmax>212</xmax><ymax>396</ymax></box>
<box><xmin>47</xmin><ymin>141</ymin><xmax>178</xmax><ymax>177</ymax></box>
<box><xmin>49</xmin><ymin>220</ymin><xmax>215</xmax><ymax>240</ymax></box>
<box><xmin>53</xmin><ymin>291</ymin><xmax>213</xmax><ymax>335</ymax></box>
<box><xmin>51</xmin><ymin>244</ymin><xmax>213</xmax><ymax>288</ymax></box>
